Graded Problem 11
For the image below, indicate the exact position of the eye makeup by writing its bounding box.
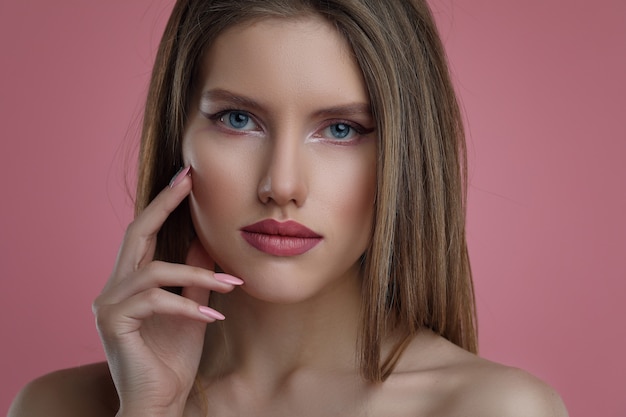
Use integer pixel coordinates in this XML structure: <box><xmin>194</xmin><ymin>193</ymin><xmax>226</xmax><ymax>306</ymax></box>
<box><xmin>198</xmin><ymin>88</ymin><xmax>376</xmax><ymax>144</ymax></box>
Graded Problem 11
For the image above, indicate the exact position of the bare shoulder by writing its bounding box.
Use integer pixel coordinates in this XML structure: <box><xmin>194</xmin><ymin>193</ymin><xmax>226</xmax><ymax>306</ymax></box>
<box><xmin>8</xmin><ymin>362</ymin><xmax>118</xmax><ymax>417</ymax></box>
<box><xmin>383</xmin><ymin>331</ymin><xmax>568</xmax><ymax>417</ymax></box>
<box><xmin>451</xmin><ymin>359</ymin><xmax>569</xmax><ymax>417</ymax></box>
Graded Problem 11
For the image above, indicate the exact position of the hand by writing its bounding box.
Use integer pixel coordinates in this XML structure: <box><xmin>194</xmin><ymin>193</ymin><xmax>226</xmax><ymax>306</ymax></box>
<box><xmin>92</xmin><ymin>168</ymin><xmax>243</xmax><ymax>417</ymax></box>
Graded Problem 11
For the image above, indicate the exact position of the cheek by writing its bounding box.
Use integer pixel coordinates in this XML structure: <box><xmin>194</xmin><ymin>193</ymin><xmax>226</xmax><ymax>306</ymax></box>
<box><xmin>184</xmin><ymin>131</ymin><xmax>258</xmax><ymax>209</ymax></box>
<box><xmin>315</xmin><ymin>146</ymin><xmax>376</xmax><ymax>232</ymax></box>
<box><xmin>191</xmin><ymin>156</ymin><xmax>250</xmax><ymax>206</ymax></box>
<box><xmin>345</xmin><ymin>167</ymin><xmax>376</xmax><ymax>231</ymax></box>
<box><xmin>184</xmin><ymin>139</ymin><xmax>256</xmax><ymax>247</ymax></box>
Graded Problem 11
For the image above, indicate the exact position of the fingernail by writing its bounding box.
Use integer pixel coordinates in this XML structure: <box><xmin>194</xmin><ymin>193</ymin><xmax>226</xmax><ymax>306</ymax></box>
<box><xmin>169</xmin><ymin>166</ymin><xmax>191</xmax><ymax>188</ymax></box>
<box><xmin>214</xmin><ymin>273</ymin><xmax>244</xmax><ymax>285</ymax></box>
<box><xmin>199</xmin><ymin>306</ymin><xmax>225</xmax><ymax>320</ymax></box>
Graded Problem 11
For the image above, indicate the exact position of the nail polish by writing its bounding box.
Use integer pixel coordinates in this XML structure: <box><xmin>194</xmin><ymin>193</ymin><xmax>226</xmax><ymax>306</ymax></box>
<box><xmin>198</xmin><ymin>306</ymin><xmax>225</xmax><ymax>320</ymax></box>
<box><xmin>169</xmin><ymin>166</ymin><xmax>191</xmax><ymax>188</ymax></box>
<box><xmin>214</xmin><ymin>273</ymin><xmax>244</xmax><ymax>285</ymax></box>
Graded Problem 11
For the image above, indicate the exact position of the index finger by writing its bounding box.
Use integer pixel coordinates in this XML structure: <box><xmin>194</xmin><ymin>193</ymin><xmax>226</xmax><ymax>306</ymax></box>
<box><xmin>115</xmin><ymin>166</ymin><xmax>192</xmax><ymax>277</ymax></box>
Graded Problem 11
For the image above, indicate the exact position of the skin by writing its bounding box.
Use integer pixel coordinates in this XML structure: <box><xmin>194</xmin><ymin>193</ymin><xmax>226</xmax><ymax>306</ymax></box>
<box><xmin>183</xmin><ymin>15</ymin><xmax>377</xmax><ymax>307</ymax></box>
<box><xmin>9</xmin><ymin>16</ymin><xmax>568</xmax><ymax>417</ymax></box>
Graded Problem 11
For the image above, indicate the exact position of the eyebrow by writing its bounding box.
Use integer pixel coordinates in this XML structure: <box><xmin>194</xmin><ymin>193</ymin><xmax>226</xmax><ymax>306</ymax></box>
<box><xmin>201</xmin><ymin>88</ymin><xmax>372</xmax><ymax>119</ymax></box>
<box><xmin>312</xmin><ymin>103</ymin><xmax>372</xmax><ymax>119</ymax></box>
<box><xmin>201</xmin><ymin>89</ymin><xmax>263</xmax><ymax>112</ymax></box>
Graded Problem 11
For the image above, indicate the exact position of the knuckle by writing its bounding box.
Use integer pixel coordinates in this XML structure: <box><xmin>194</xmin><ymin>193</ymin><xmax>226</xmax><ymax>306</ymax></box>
<box><xmin>145</xmin><ymin>260</ymin><xmax>164</xmax><ymax>271</ymax></box>
<box><xmin>142</xmin><ymin>287</ymin><xmax>165</xmax><ymax>304</ymax></box>
<box><xmin>122</xmin><ymin>220</ymin><xmax>152</xmax><ymax>247</ymax></box>
<box><xmin>141</xmin><ymin>260</ymin><xmax>164</xmax><ymax>279</ymax></box>
<box><xmin>91</xmin><ymin>298</ymin><xmax>101</xmax><ymax>316</ymax></box>
<box><xmin>91</xmin><ymin>293</ymin><xmax>109</xmax><ymax>316</ymax></box>
<box><xmin>93</xmin><ymin>304</ymin><xmax>114</xmax><ymax>334</ymax></box>
<box><xmin>141</xmin><ymin>260</ymin><xmax>157</xmax><ymax>274</ymax></box>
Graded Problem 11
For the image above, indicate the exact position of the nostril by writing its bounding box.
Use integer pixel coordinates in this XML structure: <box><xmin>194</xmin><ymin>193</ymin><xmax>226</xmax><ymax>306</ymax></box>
<box><xmin>256</xmin><ymin>139</ymin><xmax>308</xmax><ymax>207</ymax></box>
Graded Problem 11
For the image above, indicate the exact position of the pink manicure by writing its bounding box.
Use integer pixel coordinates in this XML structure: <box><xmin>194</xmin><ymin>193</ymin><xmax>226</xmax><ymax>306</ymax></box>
<box><xmin>214</xmin><ymin>273</ymin><xmax>244</xmax><ymax>285</ymax></box>
<box><xmin>198</xmin><ymin>306</ymin><xmax>225</xmax><ymax>320</ymax></box>
<box><xmin>169</xmin><ymin>166</ymin><xmax>191</xmax><ymax>188</ymax></box>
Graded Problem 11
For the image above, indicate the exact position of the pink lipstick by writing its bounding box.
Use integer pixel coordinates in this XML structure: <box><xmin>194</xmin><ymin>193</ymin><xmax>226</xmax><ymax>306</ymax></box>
<box><xmin>240</xmin><ymin>219</ymin><xmax>322</xmax><ymax>256</ymax></box>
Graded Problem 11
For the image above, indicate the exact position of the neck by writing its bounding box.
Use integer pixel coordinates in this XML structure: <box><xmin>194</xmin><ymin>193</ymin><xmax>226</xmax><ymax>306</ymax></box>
<box><xmin>199</xmin><ymin>267</ymin><xmax>363</xmax><ymax>387</ymax></box>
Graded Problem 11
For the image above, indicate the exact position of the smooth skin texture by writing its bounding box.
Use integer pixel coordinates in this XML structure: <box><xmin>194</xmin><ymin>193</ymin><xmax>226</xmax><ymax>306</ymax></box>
<box><xmin>9</xmin><ymin>16</ymin><xmax>567</xmax><ymax>417</ymax></box>
<box><xmin>184</xmin><ymin>15</ymin><xmax>377</xmax><ymax>307</ymax></box>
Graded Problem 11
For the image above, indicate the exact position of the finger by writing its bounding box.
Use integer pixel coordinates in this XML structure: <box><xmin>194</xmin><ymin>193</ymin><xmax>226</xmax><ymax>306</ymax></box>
<box><xmin>182</xmin><ymin>285</ymin><xmax>211</xmax><ymax>310</ymax></box>
<box><xmin>114</xmin><ymin>167</ymin><xmax>192</xmax><ymax>281</ymax></box>
<box><xmin>184</xmin><ymin>240</ymin><xmax>214</xmax><ymax>307</ymax></box>
<box><xmin>100</xmin><ymin>261</ymin><xmax>241</xmax><ymax>304</ymax></box>
<box><xmin>95</xmin><ymin>288</ymin><xmax>224</xmax><ymax>339</ymax></box>
<box><xmin>183</xmin><ymin>239</ymin><xmax>239</xmax><ymax>307</ymax></box>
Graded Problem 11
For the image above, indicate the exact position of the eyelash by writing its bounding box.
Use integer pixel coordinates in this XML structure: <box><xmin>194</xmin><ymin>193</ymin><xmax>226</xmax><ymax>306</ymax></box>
<box><xmin>203</xmin><ymin>108</ymin><xmax>373</xmax><ymax>144</ymax></box>
<box><xmin>313</xmin><ymin>119</ymin><xmax>374</xmax><ymax>145</ymax></box>
<box><xmin>205</xmin><ymin>109</ymin><xmax>262</xmax><ymax>134</ymax></box>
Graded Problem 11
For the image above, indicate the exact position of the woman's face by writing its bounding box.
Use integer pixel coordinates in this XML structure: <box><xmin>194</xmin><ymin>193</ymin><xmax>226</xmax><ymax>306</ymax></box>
<box><xmin>183</xmin><ymin>15</ymin><xmax>376</xmax><ymax>304</ymax></box>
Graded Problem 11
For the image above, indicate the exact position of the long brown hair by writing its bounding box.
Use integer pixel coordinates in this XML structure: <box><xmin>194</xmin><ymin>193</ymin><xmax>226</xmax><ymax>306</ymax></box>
<box><xmin>136</xmin><ymin>0</ymin><xmax>476</xmax><ymax>383</ymax></box>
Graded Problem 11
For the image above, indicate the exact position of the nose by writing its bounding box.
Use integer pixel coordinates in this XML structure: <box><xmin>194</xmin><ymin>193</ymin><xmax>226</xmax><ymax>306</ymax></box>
<box><xmin>257</xmin><ymin>134</ymin><xmax>308</xmax><ymax>207</ymax></box>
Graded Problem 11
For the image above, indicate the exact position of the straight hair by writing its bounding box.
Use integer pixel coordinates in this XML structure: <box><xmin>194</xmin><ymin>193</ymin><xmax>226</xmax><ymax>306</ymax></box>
<box><xmin>135</xmin><ymin>0</ymin><xmax>476</xmax><ymax>383</ymax></box>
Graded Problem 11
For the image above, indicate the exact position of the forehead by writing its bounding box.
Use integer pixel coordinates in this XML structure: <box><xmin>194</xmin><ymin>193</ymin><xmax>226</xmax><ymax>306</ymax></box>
<box><xmin>198</xmin><ymin>15</ymin><xmax>369</xmax><ymax>109</ymax></box>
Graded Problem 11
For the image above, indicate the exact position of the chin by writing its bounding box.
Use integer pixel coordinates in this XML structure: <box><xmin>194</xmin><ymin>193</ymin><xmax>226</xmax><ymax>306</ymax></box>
<box><xmin>209</xmin><ymin>239</ymin><xmax>365</xmax><ymax>306</ymax></box>
<box><xmin>241</xmin><ymin>285</ymin><xmax>314</xmax><ymax>305</ymax></box>
<box><xmin>232</xmin><ymin>268</ymin><xmax>325</xmax><ymax>305</ymax></box>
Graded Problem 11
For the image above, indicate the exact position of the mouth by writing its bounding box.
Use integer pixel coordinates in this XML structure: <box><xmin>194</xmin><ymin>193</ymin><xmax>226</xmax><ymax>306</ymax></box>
<box><xmin>240</xmin><ymin>219</ymin><xmax>323</xmax><ymax>256</ymax></box>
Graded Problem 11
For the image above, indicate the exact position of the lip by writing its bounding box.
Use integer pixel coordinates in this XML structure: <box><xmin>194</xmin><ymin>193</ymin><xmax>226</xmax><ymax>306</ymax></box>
<box><xmin>240</xmin><ymin>219</ymin><xmax>322</xmax><ymax>256</ymax></box>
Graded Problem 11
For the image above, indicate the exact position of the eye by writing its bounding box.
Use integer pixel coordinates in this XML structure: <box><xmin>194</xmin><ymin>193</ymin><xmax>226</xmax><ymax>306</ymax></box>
<box><xmin>219</xmin><ymin>111</ymin><xmax>259</xmax><ymax>131</ymax></box>
<box><xmin>320</xmin><ymin>122</ymin><xmax>358</xmax><ymax>141</ymax></box>
<box><xmin>328</xmin><ymin>123</ymin><xmax>353</xmax><ymax>139</ymax></box>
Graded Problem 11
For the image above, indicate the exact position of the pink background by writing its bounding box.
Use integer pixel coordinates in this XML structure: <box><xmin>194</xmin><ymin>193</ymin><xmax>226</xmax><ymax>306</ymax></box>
<box><xmin>1</xmin><ymin>1</ymin><xmax>624</xmax><ymax>415</ymax></box>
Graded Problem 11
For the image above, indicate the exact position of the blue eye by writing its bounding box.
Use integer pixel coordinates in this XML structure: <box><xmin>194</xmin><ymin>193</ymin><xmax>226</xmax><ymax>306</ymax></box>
<box><xmin>315</xmin><ymin>121</ymin><xmax>372</xmax><ymax>143</ymax></box>
<box><xmin>329</xmin><ymin>123</ymin><xmax>352</xmax><ymax>139</ymax></box>
<box><xmin>219</xmin><ymin>111</ymin><xmax>258</xmax><ymax>131</ymax></box>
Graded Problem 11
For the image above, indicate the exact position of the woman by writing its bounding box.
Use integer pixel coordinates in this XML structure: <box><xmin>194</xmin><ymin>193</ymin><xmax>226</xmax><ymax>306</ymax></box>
<box><xmin>9</xmin><ymin>0</ymin><xmax>568</xmax><ymax>416</ymax></box>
